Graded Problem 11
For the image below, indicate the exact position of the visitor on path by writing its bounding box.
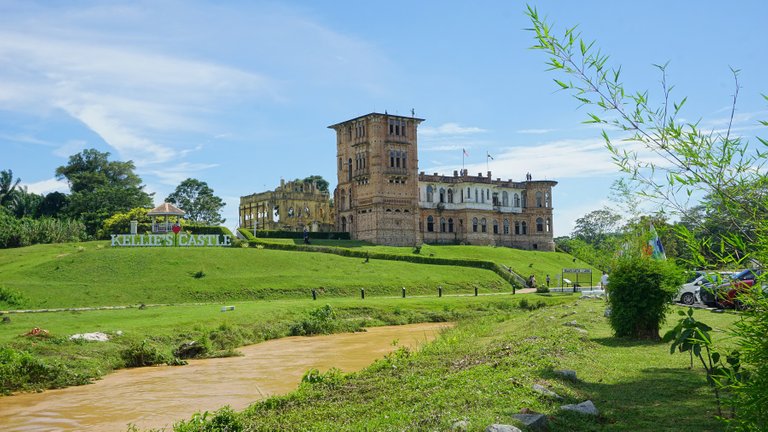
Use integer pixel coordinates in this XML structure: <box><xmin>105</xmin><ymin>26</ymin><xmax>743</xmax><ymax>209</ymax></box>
<box><xmin>601</xmin><ymin>271</ymin><xmax>609</xmax><ymax>299</ymax></box>
<box><xmin>528</xmin><ymin>274</ymin><xmax>537</xmax><ymax>288</ymax></box>
<box><xmin>546</xmin><ymin>274</ymin><xmax>551</xmax><ymax>287</ymax></box>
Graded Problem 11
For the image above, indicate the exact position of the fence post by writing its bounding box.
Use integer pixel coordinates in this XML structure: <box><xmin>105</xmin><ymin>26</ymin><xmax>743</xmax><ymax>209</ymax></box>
<box><xmin>402</xmin><ymin>287</ymin><xmax>406</xmax><ymax>298</ymax></box>
<box><xmin>474</xmin><ymin>287</ymin><xmax>478</xmax><ymax>296</ymax></box>
<box><xmin>361</xmin><ymin>288</ymin><xmax>365</xmax><ymax>300</ymax></box>
<box><xmin>312</xmin><ymin>289</ymin><xmax>317</xmax><ymax>300</ymax></box>
<box><xmin>438</xmin><ymin>286</ymin><xmax>442</xmax><ymax>297</ymax></box>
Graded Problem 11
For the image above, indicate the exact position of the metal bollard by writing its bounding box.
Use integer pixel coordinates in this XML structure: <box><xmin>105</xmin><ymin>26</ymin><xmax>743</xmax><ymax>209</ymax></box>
<box><xmin>474</xmin><ymin>287</ymin><xmax>478</xmax><ymax>296</ymax></box>
<box><xmin>438</xmin><ymin>286</ymin><xmax>442</xmax><ymax>297</ymax></box>
<box><xmin>312</xmin><ymin>289</ymin><xmax>317</xmax><ymax>300</ymax></box>
<box><xmin>361</xmin><ymin>288</ymin><xmax>365</xmax><ymax>300</ymax></box>
<box><xmin>402</xmin><ymin>287</ymin><xmax>406</xmax><ymax>298</ymax></box>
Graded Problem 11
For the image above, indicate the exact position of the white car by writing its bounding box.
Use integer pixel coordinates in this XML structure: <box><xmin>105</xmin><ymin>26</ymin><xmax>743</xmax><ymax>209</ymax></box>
<box><xmin>675</xmin><ymin>271</ymin><xmax>734</xmax><ymax>305</ymax></box>
<box><xmin>674</xmin><ymin>272</ymin><xmax>708</xmax><ymax>305</ymax></box>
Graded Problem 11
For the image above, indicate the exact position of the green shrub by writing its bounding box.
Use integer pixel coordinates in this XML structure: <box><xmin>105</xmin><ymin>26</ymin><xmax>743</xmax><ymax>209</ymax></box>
<box><xmin>251</xmin><ymin>230</ymin><xmax>350</xmax><ymax>240</ymax></box>
<box><xmin>608</xmin><ymin>256</ymin><xmax>683</xmax><ymax>339</ymax></box>
<box><xmin>173</xmin><ymin>406</ymin><xmax>243</xmax><ymax>432</ymax></box>
<box><xmin>0</xmin><ymin>286</ymin><xmax>25</xmax><ymax>307</ymax></box>
<box><xmin>0</xmin><ymin>347</ymin><xmax>77</xmax><ymax>394</ymax></box>
<box><xmin>121</xmin><ymin>340</ymin><xmax>170</xmax><ymax>367</ymax></box>
<box><xmin>301</xmin><ymin>367</ymin><xmax>345</xmax><ymax>389</ymax></box>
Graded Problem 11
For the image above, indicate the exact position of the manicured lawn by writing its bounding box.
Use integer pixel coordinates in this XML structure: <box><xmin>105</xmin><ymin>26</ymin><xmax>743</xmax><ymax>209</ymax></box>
<box><xmin>0</xmin><ymin>242</ymin><xmax>510</xmax><ymax>309</ymax></box>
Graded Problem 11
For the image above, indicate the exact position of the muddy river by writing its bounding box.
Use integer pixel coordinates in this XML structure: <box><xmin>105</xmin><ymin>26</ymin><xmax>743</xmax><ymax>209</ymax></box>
<box><xmin>0</xmin><ymin>322</ymin><xmax>450</xmax><ymax>431</ymax></box>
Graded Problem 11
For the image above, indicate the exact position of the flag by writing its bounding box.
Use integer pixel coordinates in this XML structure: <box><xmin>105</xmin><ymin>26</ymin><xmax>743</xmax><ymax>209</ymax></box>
<box><xmin>648</xmin><ymin>223</ymin><xmax>667</xmax><ymax>260</ymax></box>
<box><xmin>487</xmin><ymin>152</ymin><xmax>494</xmax><ymax>160</ymax></box>
<box><xmin>463</xmin><ymin>148</ymin><xmax>469</xmax><ymax>157</ymax></box>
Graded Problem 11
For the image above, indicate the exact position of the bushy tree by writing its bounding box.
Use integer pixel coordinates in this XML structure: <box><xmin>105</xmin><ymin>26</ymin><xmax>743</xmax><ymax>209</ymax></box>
<box><xmin>572</xmin><ymin>207</ymin><xmax>622</xmax><ymax>246</ymax></box>
<box><xmin>166</xmin><ymin>178</ymin><xmax>226</xmax><ymax>225</ymax></box>
<box><xmin>527</xmin><ymin>5</ymin><xmax>767</xmax><ymax>427</ymax></box>
<box><xmin>56</xmin><ymin>149</ymin><xmax>152</xmax><ymax>236</ymax></box>
<box><xmin>98</xmin><ymin>207</ymin><xmax>151</xmax><ymax>238</ymax></box>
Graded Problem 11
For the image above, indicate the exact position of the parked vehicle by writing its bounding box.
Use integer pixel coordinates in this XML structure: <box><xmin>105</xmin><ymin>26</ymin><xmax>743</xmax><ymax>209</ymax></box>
<box><xmin>673</xmin><ymin>271</ymin><xmax>708</xmax><ymax>305</ymax></box>
<box><xmin>699</xmin><ymin>269</ymin><xmax>762</xmax><ymax>309</ymax></box>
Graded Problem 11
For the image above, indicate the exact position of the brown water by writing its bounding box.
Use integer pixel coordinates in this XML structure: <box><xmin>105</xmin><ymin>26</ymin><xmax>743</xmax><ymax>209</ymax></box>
<box><xmin>0</xmin><ymin>322</ymin><xmax>450</xmax><ymax>432</ymax></box>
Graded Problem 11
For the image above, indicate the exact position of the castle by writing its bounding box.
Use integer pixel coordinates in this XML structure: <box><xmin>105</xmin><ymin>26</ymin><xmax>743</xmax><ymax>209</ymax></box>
<box><xmin>240</xmin><ymin>112</ymin><xmax>557</xmax><ymax>251</ymax></box>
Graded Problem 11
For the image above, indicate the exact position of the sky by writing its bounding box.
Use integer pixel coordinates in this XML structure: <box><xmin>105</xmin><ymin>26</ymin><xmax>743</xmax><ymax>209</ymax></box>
<box><xmin>2</xmin><ymin>0</ymin><xmax>767</xmax><ymax>237</ymax></box>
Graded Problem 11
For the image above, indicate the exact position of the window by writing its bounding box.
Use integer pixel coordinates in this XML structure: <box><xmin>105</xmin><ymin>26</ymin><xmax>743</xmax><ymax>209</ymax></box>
<box><xmin>348</xmin><ymin>158</ymin><xmax>352</xmax><ymax>181</ymax></box>
<box><xmin>467</xmin><ymin>187</ymin><xmax>471</xmax><ymax>198</ymax></box>
<box><xmin>545</xmin><ymin>192</ymin><xmax>550</xmax><ymax>207</ymax></box>
<box><xmin>427</xmin><ymin>215</ymin><xmax>434</xmax><ymax>232</ymax></box>
<box><xmin>447</xmin><ymin>189</ymin><xmax>454</xmax><ymax>203</ymax></box>
<box><xmin>546</xmin><ymin>218</ymin><xmax>551</xmax><ymax>232</ymax></box>
<box><xmin>348</xmin><ymin>190</ymin><xmax>352</xmax><ymax>209</ymax></box>
<box><xmin>514</xmin><ymin>193</ymin><xmax>520</xmax><ymax>207</ymax></box>
<box><xmin>388</xmin><ymin>118</ymin><xmax>407</xmax><ymax>137</ymax></box>
<box><xmin>475</xmin><ymin>189</ymin><xmax>478</xmax><ymax>202</ymax></box>
<box><xmin>493</xmin><ymin>219</ymin><xmax>499</xmax><ymax>234</ymax></box>
<box><xmin>439</xmin><ymin>188</ymin><xmax>446</xmax><ymax>203</ymax></box>
<box><xmin>440</xmin><ymin>217</ymin><xmax>446</xmax><ymax>232</ymax></box>
<box><xmin>536</xmin><ymin>217</ymin><xmax>544</xmax><ymax>232</ymax></box>
<box><xmin>426</xmin><ymin>185</ymin><xmax>434</xmax><ymax>203</ymax></box>
<box><xmin>481</xmin><ymin>218</ymin><xmax>487</xmax><ymax>233</ymax></box>
<box><xmin>514</xmin><ymin>221</ymin><xmax>520</xmax><ymax>235</ymax></box>
<box><xmin>339</xmin><ymin>189</ymin><xmax>345</xmax><ymax>210</ymax></box>
<box><xmin>472</xmin><ymin>217</ymin><xmax>478</xmax><ymax>232</ymax></box>
<box><xmin>338</xmin><ymin>157</ymin><xmax>342</xmax><ymax>171</ymax></box>
<box><xmin>503</xmin><ymin>219</ymin><xmax>510</xmax><ymax>235</ymax></box>
<box><xmin>341</xmin><ymin>216</ymin><xmax>347</xmax><ymax>232</ymax></box>
<box><xmin>448</xmin><ymin>218</ymin><xmax>454</xmax><ymax>233</ymax></box>
<box><xmin>305</xmin><ymin>207</ymin><xmax>310</xmax><ymax>217</ymax></box>
<box><xmin>536</xmin><ymin>191</ymin><xmax>543</xmax><ymax>208</ymax></box>
<box><xmin>521</xmin><ymin>221</ymin><xmax>527</xmax><ymax>234</ymax></box>
<box><xmin>502</xmin><ymin>191</ymin><xmax>509</xmax><ymax>207</ymax></box>
<box><xmin>521</xmin><ymin>191</ymin><xmax>527</xmax><ymax>208</ymax></box>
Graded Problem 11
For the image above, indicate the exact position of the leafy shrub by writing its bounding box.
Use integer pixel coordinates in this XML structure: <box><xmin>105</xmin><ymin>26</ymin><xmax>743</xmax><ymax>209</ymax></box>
<box><xmin>0</xmin><ymin>347</ymin><xmax>77</xmax><ymax>394</ymax></box>
<box><xmin>290</xmin><ymin>304</ymin><xmax>339</xmax><ymax>336</ymax></box>
<box><xmin>608</xmin><ymin>256</ymin><xmax>683</xmax><ymax>339</ymax></box>
<box><xmin>0</xmin><ymin>286</ymin><xmax>25</xmax><ymax>307</ymax></box>
<box><xmin>207</xmin><ymin>323</ymin><xmax>249</xmax><ymax>350</ymax></box>
<box><xmin>173</xmin><ymin>406</ymin><xmax>243</xmax><ymax>432</ymax></box>
<box><xmin>121</xmin><ymin>340</ymin><xmax>170</xmax><ymax>367</ymax></box>
<box><xmin>301</xmin><ymin>367</ymin><xmax>345</xmax><ymax>389</ymax></box>
<box><xmin>184</xmin><ymin>224</ymin><xmax>234</xmax><ymax>237</ymax></box>
<box><xmin>0</xmin><ymin>213</ymin><xmax>87</xmax><ymax>248</ymax></box>
<box><xmin>518</xmin><ymin>298</ymin><xmax>547</xmax><ymax>311</ymax></box>
<box><xmin>251</xmin><ymin>230</ymin><xmax>350</xmax><ymax>240</ymax></box>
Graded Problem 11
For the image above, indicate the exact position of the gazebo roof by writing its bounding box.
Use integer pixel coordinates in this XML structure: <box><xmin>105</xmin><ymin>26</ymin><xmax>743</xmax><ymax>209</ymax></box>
<box><xmin>147</xmin><ymin>202</ymin><xmax>186</xmax><ymax>216</ymax></box>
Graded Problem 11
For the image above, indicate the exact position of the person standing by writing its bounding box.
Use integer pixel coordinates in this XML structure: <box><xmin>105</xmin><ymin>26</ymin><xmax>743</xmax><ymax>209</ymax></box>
<box><xmin>601</xmin><ymin>271</ymin><xmax>609</xmax><ymax>299</ymax></box>
<box><xmin>546</xmin><ymin>274</ymin><xmax>551</xmax><ymax>287</ymax></box>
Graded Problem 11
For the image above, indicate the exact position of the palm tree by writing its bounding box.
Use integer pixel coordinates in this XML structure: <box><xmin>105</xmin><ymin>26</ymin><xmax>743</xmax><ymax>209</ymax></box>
<box><xmin>0</xmin><ymin>169</ymin><xmax>21</xmax><ymax>207</ymax></box>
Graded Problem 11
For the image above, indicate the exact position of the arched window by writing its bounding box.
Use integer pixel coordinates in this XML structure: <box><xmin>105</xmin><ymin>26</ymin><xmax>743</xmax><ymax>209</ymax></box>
<box><xmin>521</xmin><ymin>191</ymin><xmax>527</xmax><ymax>208</ymax></box>
<box><xmin>467</xmin><ymin>187</ymin><xmax>471</xmax><ymax>198</ymax></box>
<box><xmin>448</xmin><ymin>218</ymin><xmax>454</xmax><ymax>233</ymax></box>
<box><xmin>426</xmin><ymin>185</ymin><xmax>434</xmax><ymax>203</ymax></box>
<box><xmin>447</xmin><ymin>189</ymin><xmax>454</xmax><ymax>203</ymax></box>
<box><xmin>427</xmin><ymin>215</ymin><xmax>434</xmax><ymax>232</ymax></box>
<box><xmin>288</xmin><ymin>207</ymin><xmax>294</xmax><ymax>217</ymax></box>
<box><xmin>502</xmin><ymin>191</ymin><xmax>509</xmax><ymax>207</ymax></box>
<box><xmin>348</xmin><ymin>190</ymin><xmax>352</xmax><ymax>210</ymax></box>
<box><xmin>341</xmin><ymin>216</ymin><xmax>347</xmax><ymax>232</ymax></box>
<box><xmin>348</xmin><ymin>158</ymin><xmax>352</xmax><ymax>181</ymax></box>
<box><xmin>472</xmin><ymin>217</ymin><xmax>478</xmax><ymax>232</ymax></box>
<box><xmin>503</xmin><ymin>219</ymin><xmax>510</xmax><ymax>235</ymax></box>
<box><xmin>514</xmin><ymin>221</ymin><xmax>520</xmax><ymax>235</ymax></box>
<box><xmin>493</xmin><ymin>219</ymin><xmax>499</xmax><ymax>234</ymax></box>
<box><xmin>514</xmin><ymin>193</ymin><xmax>520</xmax><ymax>207</ymax></box>
<box><xmin>545</xmin><ymin>192</ymin><xmax>550</xmax><ymax>208</ymax></box>
<box><xmin>440</xmin><ymin>217</ymin><xmax>446</xmax><ymax>232</ymax></box>
<box><xmin>546</xmin><ymin>218</ymin><xmax>551</xmax><ymax>232</ymax></box>
<box><xmin>536</xmin><ymin>191</ymin><xmax>543</xmax><ymax>207</ymax></box>
<box><xmin>480</xmin><ymin>218</ymin><xmax>487</xmax><ymax>233</ymax></box>
<box><xmin>475</xmin><ymin>189</ymin><xmax>479</xmax><ymax>202</ymax></box>
<box><xmin>305</xmin><ymin>207</ymin><xmax>310</xmax><ymax>217</ymax></box>
<box><xmin>338</xmin><ymin>157</ymin><xmax>342</xmax><ymax>171</ymax></box>
<box><xmin>439</xmin><ymin>188</ymin><xmax>446</xmax><ymax>203</ymax></box>
<box><xmin>521</xmin><ymin>221</ymin><xmax>527</xmax><ymax>234</ymax></box>
<box><xmin>536</xmin><ymin>217</ymin><xmax>544</xmax><ymax>232</ymax></box>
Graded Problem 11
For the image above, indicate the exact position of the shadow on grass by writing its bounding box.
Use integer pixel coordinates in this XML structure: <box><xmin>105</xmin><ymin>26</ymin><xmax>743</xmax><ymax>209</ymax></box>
<box><xmin>549</xmin><ymin>368</ymin><xmax>726</xmax><ymax>432</ymax></box>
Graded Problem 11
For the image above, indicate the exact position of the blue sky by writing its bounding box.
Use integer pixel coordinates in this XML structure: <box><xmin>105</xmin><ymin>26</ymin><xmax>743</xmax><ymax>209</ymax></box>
<box><xmin>2</xmin><ymin>1</ymin><xmax>766</xmax><ymax>236</ymax></box>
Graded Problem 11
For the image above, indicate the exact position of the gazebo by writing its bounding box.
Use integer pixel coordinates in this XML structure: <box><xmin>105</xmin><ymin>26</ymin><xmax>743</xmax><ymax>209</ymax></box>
<box><xmin>147</xmin><ymin>202</ymin><xmax>186</xmax><ymax>233</ymax></box>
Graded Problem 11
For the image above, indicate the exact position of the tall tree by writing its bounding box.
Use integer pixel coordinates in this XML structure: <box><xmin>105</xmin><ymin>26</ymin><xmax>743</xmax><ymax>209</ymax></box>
<box><xmin>302</xmin><ymin>175</ymin><xmax>329</xmax><ymax>193</ymax></box>
<box><xmin>572</xmin><ymin>207</ymin><xmax>622</xmax><ymax>246</ymax></box>
<box><xmin>0</xmin><ymin>169</ymin><xmax>22</xmax><ymax>208</ymax></box>
<box><xmin>166</xmin><ymin>178</ymin><xmax>225</xmax><ymax>225</ymax></box>
<box><xmin>56</xmin><ymin>149</ymin><xmax>152</xmax><ymax>236</ymax></box>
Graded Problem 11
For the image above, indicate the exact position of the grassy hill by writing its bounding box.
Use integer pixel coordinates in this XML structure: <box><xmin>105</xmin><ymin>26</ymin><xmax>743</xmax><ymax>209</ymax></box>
<box><xmin>248</xmin><ymin>237</ymin><xmax>601</xmax><ymax>288</ymax></box>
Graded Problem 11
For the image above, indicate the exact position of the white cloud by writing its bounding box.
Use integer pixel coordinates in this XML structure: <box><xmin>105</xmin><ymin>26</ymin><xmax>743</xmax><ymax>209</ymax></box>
<box><xmin>420</xmin><ymin>123</ymin><xmax>487</xmax><ymax>137</ymax></box>
<box><xmin>143</xmin><ymin>162</ymin><xmax>221</xmax><ymax>187</ymax></box>
<box><xmin>21</xmin><ymin>178</ymin><xmax>69</xmax><ymax>195</ymax></box>
<box><xmin>516</xmin><ymin>128</ymin><xmax>554</xmax><ymax>135</ymax></box>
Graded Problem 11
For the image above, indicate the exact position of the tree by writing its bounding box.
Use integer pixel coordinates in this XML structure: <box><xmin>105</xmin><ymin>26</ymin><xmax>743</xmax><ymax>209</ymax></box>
<box><xmin>303</xmin><ymin>175</ymin><xmax>329</xmax><ymax>193</ymax></box>
<box><xmin>527</xmin><ymin>5</ymin><xmax>768</xmax><ymax>427</ymax></box>
<box><xmin>56</xmin><ymin>149</ymin><xmax>153</xmax><ymax>236</ymax></box>
<box><xmin>0</xmin><ymin>169</ymin><xmax>21</xmax><ymax>208</ymax></box>
<box><xmin>572</xmin><ymin>207</ymin><xmax>622</xmax><ymax>246</ymax></box>
<box><xmin>37</xmin><ymin>192</ymin><xmax>69</xmax><ymax>218</ymax></box>
<box><xmin>9</xmin><ymin>187</ymin><xmax>43</xmax><ymax>219</ymax></box>
<box><xmin>166</xmin><ymin>178</ymin><xmax>225</xmax><ymax>225</ymax></box>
